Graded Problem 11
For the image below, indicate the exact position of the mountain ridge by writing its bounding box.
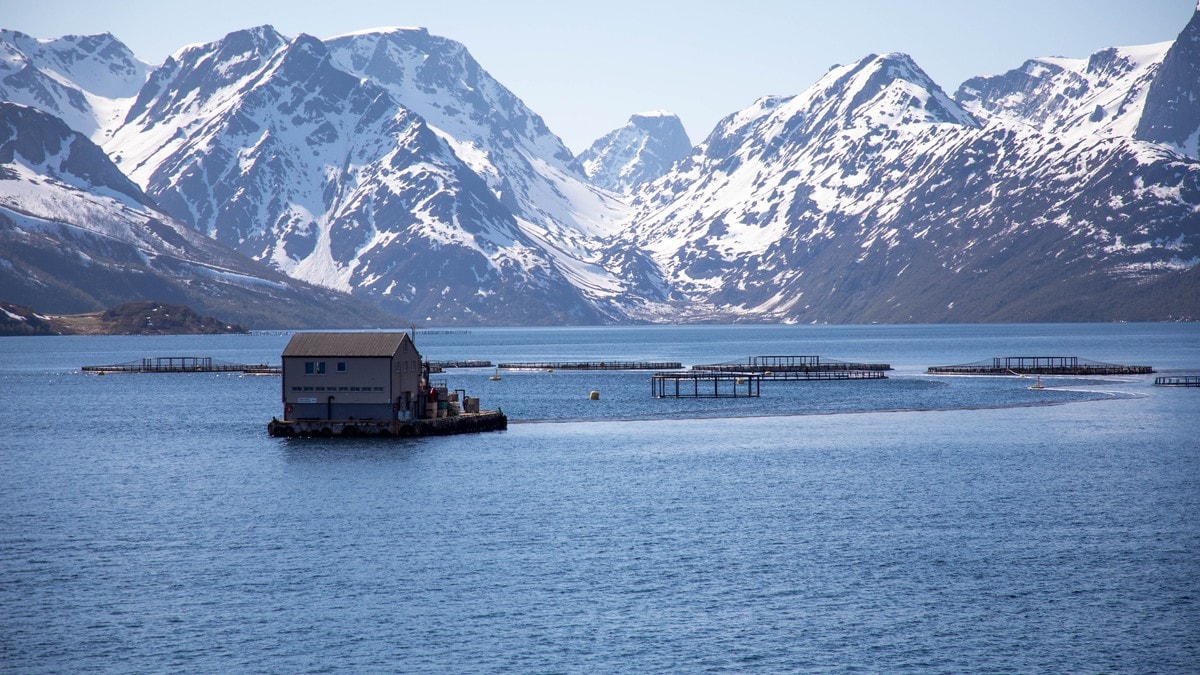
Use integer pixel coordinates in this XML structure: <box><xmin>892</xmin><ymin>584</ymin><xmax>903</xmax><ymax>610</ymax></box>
<box><xmin>2</xmin><ymin>13</ymin><xmax>1198</xmax><ymax>325</ymax></box>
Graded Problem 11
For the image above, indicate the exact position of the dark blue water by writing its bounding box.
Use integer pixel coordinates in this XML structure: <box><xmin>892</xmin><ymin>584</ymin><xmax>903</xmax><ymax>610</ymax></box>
<box><xmin>2</xmin><ymin>324</ymin><xmax>1198</xmax><ymax>671</ymax></box>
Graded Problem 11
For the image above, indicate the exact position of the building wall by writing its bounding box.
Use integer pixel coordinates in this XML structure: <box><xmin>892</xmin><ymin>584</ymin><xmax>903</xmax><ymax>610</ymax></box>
<box><xmin>283</xmin><ymin>356</ymin><xmax>393</xmax><ymax>420</ymax></box>
<box><xmin>393</xmin><ymin>336</ymin><xmax>422</xmax><ymax>415</ymax></box>
<box><xmin>280</xmin><ymin>337</ymin><xmax>425</xmax><ymax>421</ymax></box>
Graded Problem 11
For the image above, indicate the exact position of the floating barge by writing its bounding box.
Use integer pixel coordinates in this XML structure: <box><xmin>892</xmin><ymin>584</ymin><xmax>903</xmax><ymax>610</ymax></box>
<box><xmin>927</xmin><ymin>356</ymin><xmax>1153</xmax><ymax>376</ymax></box>
<box><xmin>497</xmin><ymin>361</ymin><xmax>682</xmax><ymax>371</ymax></box>
<box><xmin>83</xmin><ymin>356</ymin><xmax>279</xmax><ymax>374</ymax></box>
<box><xmin>268</xmin><ymin>410</ymin><xmax>507</xmax><ymax>437</ymax></box>
<box><xmin>1154</xmin><ymin>375</ymin><xmax>1200</xmax><ymax>387</ymax></box>
<box><xmin>652</xmin><ymin>371</ymin><xmax>762</xmax><ymax>398</ymax></box>
<box><xmin>271</xmin><ymin>332</ymin><xmax>505</xmax><ymax>439</ymax></box>
<box><xmin>692</xmin><ymin>355</ymin><xmax>890</xmax><ymax>380</ymax></box>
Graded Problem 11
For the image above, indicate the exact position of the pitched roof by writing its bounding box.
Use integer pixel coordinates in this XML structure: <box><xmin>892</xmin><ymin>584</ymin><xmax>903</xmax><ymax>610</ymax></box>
<box><xmin>282</xmin><ymin>332</ymin><xmax>415</xmax><ymax>358</ymax></box>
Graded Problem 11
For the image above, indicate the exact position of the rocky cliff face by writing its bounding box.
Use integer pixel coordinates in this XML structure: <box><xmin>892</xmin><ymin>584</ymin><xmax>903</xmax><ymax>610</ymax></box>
<box><xmin>1136</xmin><ymin>8</ymin><xmax>1200</xmax><ymax>158</ymax></box>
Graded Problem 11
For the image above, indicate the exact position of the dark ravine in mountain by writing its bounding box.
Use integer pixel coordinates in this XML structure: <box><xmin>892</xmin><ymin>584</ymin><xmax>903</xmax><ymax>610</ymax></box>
<box><xmin>2</xmin><ymin>11</ymin><xmax>1198</xmax><ymax>325</ymax></box>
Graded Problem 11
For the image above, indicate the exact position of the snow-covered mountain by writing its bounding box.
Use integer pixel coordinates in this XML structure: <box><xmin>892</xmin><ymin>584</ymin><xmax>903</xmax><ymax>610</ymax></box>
<box><xmin>0</xmin><ymin>29</ymin><xmax>148</xmax><ymax>142</ymax></box>
<box><xmin>0</xmin><ymin>102</ymin><xmax>395</xmax><ymax>328</ymax></box>
<box><xmin>578</xmin><ymin>111</ymin><xmax>692</xmax><ymax>194</ymax></box>
<box><xmin>2</xmin><ymin>9</ymin><xmax>1198</xmax><ymax>325</ymax></box>
<box><xmin>625</xmin><ymin>45</ymin><xmax>1199</xmax><ymax>322</ymax></box>
<box><xmin>99</xmin><ymin>26</ymin><xmax>647</xmax><ymax>324</ymax></box>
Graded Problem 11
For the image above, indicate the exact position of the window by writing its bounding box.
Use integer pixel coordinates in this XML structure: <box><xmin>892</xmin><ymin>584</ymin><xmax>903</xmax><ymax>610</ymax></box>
<box><xmin>304</xmin><ymin>361</ymin><xmax>326</xmax><ymax>375</ymax></box>
<box><xmin>337</xmin><ymin>362</ymin><xmax>347</xmax><ymax>373</ymax></box>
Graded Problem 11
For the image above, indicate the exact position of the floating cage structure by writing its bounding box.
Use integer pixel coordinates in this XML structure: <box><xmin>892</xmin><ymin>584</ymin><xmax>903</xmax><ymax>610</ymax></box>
<box><xmin>82</xmin><ymin>356</ymin><xmax>279</xmax><ymax>374</ymax></box>
<box><xmin>691</xmin><ymin>355</ymin><xmax>890</xmax><ymax>381</ymax></box>
<box><xmin>497</xmin><ymin>361</ymin><xmax>682</xmax><ymax>371</ymax></box>
<box><xmin>427</xmin><ymin>360</ymin><xmax>492</xmax><ymax>373</ymax></box>
<box><xmin>927</xmin><ymin>356</ymin><xmax>1153</xmax><ymax>376</ymax></box>
<box><xmin>652</xmin><ymin>371</ymin><xmax>762</xmax><ymax>398</ymax></box>
<box><xmin>1154</xmin><ymin>375</ymin><xmax>1200</xmax><ymax>387</ymax></box>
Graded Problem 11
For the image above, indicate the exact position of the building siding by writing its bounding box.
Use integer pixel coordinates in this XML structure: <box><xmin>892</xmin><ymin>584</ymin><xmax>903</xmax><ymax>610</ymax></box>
<box><xmin>280</xmin><ymin>332</ymin><xmax>424</xmax><ymax>422</ymax></box>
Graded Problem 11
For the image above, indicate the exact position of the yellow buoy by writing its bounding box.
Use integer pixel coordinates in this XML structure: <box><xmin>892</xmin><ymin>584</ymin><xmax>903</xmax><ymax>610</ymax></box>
<box><xmin>589</xmin><ymin>390</ymin><xmax>600</xmax><ymax>400</ymax></box>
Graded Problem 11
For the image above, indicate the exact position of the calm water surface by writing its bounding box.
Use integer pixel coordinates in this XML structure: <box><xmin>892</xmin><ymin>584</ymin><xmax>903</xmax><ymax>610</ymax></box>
<box><xmin>1</xmin><ymin>324</ymin><xmax>1198</xmax><ymax>672</ymax></box>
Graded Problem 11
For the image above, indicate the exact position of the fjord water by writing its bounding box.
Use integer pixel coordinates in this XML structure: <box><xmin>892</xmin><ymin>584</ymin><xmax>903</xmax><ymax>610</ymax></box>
<box><xmin>2</xmin><ymin>324</ymin><xmax>1197</xmax><ymax>672</ymax></box>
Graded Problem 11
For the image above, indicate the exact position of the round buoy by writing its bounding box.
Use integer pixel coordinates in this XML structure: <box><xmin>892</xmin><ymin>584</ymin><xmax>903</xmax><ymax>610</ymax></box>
<box><xmin>589</xmin><ymin>390</ymin><xmax>600</xmax><ymax>400</ymax></box>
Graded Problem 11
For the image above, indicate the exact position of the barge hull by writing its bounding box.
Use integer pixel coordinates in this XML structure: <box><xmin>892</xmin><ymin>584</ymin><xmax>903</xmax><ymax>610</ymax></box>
<box><xmin>268</xmin><ymin>411</ymin><xmax>507</xmax><ymax>438</ymax></box>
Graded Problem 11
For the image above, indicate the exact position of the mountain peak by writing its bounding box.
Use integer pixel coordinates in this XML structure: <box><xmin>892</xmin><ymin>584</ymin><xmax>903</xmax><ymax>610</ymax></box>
<box><xmin>832</xmin><ymin>51</ymin><xmax>977</xmax><ymax>127</ymax></box>
<box><xmin>578</xmin><ymin>111</ymin><xmax>692</xmax><ymax>195</ymax></box>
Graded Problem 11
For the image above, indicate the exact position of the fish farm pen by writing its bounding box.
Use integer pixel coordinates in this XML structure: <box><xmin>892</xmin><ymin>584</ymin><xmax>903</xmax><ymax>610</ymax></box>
<box><xmin>82</xmin><ymin>356</ymin><xmax>280</xmax><ymax>374</ymax></box>
<box><xmin>497</xmin><ymin>361</ymin><xmax>682</xmax><ymax>371</ymax></box>
<box><xmin>926</xmin><ymin>356</ymin><xmax>1153</xmax><ymax>376</ymax></box>
<box><xmin>691</xmin><ymin>355</ymin><xmax>890</xmax><ymax>380</ymax></box>
<box><xmin>427</xmin><ymin>360</ymin><xmax>493</xmax><ymax>372</ymax></box>
<box><xmin>652</xmin><ymin>371</ymin><xmax>762</xmax><ymax>398</ymax></box>
<box><xmin>1154</xmin><ymin>375</ymin><xmax>1200</xmax><ymax>387</ymax></box>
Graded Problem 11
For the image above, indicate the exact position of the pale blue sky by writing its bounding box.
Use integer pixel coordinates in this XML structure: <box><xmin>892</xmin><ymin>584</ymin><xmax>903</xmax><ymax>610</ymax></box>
<box><xmin>5</xmin><ymin>0</ymin><xmax>1195</xmax><ymax>153</ymax></box>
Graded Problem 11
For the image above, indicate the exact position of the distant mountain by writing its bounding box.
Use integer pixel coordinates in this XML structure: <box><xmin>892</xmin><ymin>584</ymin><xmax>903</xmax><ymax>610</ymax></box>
<box><xmin>0</xmin><ymin>102</ymin><xmax>398</xmax><ymax>328</ymax></box>
<box><xmin>2</xmin><ymin>11</ymin><xmax>1198</xmax><ymax>325</ymax></box>
<box><xmin>624</xmin><ymin>49</ymin><xmax>1199</xmax><ymax>323</ymax></box>
<box><xmin>0</xmin><ymin>29</ymin><xmax>148</xmax><ymax>141</ymax></box>
<box><xmin>578</xmin><ymin>111</ymin><xmax>692</xmax><ymax>194</ymax></box>
<box><xmin>101</xmin><ymin>26</ymin><xmax>645</xmax><ymax>324</ymax></box>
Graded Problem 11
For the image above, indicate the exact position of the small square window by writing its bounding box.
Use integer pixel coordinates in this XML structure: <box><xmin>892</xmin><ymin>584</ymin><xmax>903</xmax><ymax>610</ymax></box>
<box><xmin>337</xmin><ymin>362</ymin><xmax>347</xmax><ymax>373</ymax></box>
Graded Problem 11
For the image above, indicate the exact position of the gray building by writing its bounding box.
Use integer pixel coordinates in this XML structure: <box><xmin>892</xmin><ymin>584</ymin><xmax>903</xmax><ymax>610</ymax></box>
<box><xmin>280</xmin><ymin>332</ymin><xmax>424</xmax><ymax>422</ymax></box>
